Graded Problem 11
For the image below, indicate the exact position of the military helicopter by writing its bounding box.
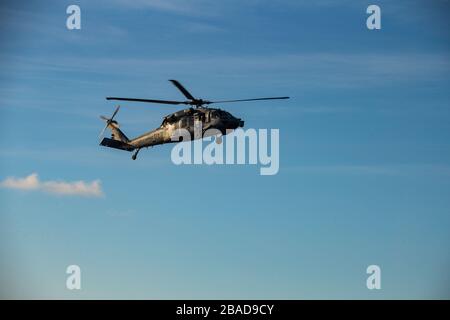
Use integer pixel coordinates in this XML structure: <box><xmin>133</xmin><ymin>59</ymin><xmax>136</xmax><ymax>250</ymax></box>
<box><xmin>100</xmin><ymin>80</ymin><xmax>289</xmax><ymax>160</ymax></box>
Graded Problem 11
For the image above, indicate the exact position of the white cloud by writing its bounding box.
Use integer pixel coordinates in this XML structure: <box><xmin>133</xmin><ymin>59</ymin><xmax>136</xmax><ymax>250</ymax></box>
<box><xmin>0</xmin><ymin>173</ymin><xmax>40</xmax><ymax>190</ymax></box>
<box><xmin>0</xmin><ymin>173</ymin><xmax>104</xmax><ymax>197</ymax></box>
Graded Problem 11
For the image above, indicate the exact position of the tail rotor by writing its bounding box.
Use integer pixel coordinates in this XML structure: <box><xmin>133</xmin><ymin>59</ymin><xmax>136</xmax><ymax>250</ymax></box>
<box><xmin>99</xmin><ymin>105</ymin><xmax>120</xmax><ymax>139</ymax></box>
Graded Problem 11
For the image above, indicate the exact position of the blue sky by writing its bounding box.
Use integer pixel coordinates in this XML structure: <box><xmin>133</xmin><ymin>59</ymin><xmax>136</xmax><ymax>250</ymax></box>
<box><xmin>0</xmin><ymin>0</ymin><xmax>449</xmax><ymax>299</ymax></box>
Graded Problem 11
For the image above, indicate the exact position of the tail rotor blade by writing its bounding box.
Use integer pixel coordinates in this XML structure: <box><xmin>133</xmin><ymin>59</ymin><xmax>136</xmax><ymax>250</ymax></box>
<box><xmin>99</xmin><ymin>105</ymin><xmax>120</xmax><ymax>139</ymax></box>
<box><xmin>99</xmin><ymin>123</ymin><xmax>108</xmax><ymax>139</ymax></box>
<box><xmin>111</xmin><ymin>105</ymin><xmax>120</xmax><ymax>120</ymax></box>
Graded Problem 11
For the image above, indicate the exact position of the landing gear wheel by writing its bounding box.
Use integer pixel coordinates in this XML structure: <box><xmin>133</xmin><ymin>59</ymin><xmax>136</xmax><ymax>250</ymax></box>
<box><xmin>132</xmin><ymin>148</ymin><xmax>140</xmax><ymax>160</ymax></box>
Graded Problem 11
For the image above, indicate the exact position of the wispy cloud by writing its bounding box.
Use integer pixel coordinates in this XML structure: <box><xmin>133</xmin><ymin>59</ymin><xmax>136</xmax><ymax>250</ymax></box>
<box><xmin>285</xmin><ymin>164</ymin><xmax>450</xmax><ymax>176</ymax></box>
<box><xmin>107</xmin><ymin>0</ymin><xmax>358</xmax><ymax>16</ymax></box>
<box><xmin>0</xmin><ymin>173</ymin><xmax>104</xmax><ymax>197</ymax></box>
<box><xmin>109</xmin><ymin>0</ymin><xmax>218</xmax><ymax>16</ymax></box>
<box><xmin>287</xmin><ymin>165</ymin><xmax>398</xmax><ymax>175</ymax></box>
<box><xmin>3</xmin><ymin>52</ymin><xmax>448</xmax><ymax>89</ymax></box>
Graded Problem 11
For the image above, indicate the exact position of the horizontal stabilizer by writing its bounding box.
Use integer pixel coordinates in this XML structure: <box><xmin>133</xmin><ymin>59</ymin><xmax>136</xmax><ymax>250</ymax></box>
<box><xmin>100</xmin><ymin>138</ymin><xmax>135</xmax><ymax>152</ymax></box>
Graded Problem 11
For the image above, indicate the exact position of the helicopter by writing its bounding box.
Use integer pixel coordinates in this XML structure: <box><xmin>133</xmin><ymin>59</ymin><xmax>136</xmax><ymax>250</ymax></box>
<box><xmin>100</xmin><ymin>80</ymin><xmax>289</xmax><ymax>160</ymax></box>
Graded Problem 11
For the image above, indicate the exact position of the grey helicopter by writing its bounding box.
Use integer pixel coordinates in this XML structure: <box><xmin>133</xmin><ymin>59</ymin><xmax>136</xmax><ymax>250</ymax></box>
<box><xmin>100</xmin><ymin>80</ymin><xmax>289</xmax><ymax>160</ymax></box>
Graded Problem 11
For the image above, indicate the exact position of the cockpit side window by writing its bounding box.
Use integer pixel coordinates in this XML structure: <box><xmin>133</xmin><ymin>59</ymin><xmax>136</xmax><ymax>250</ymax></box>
<box><xmin>211</xmin><ymin>111</ymin><xmax>219</xmax><ymax>119</ymax></box>
<box><xmin>161</xmin><ymin>116</ymin><xmax>174</xmax><ymax>127</ymax></box>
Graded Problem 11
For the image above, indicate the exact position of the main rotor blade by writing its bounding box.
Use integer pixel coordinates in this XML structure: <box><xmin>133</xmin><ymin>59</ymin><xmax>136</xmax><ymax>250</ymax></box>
<box><xmin>169</xmin><ymin>80</ymin><xmax>195</xmax><ymax>100</ymax></box>
<box><xmin>207</xmin><ymin>96</ymin><xmax>290</xmax><ymax>104</ymax></box>
<box><xmin>100</xmin><ymin>115</ymin><xmax>109</xmax><ymax>121</ymax></box>
<box><xmin>106</xmin><ymin>97</ymin><xmax>185</xmax><ymax>105</ymax></box>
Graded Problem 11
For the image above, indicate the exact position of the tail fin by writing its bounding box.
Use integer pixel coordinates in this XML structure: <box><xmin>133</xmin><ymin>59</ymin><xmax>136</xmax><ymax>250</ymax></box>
<box><xmin>99</xmin><ymin>105</ymin><xmax>133</xmax><ymax>151</ymax></box>
<box><xmin>107</xmin><ymin>122</ymin><xmax>129</xmax><ymax>143</ymax></box>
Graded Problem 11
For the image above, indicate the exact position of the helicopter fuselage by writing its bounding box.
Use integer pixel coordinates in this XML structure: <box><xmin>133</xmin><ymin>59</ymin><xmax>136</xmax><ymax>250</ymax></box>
<box><xmin>129</xmin><ymin>107</ymin><xmax>244</xmax><ymax>149</ymax></box>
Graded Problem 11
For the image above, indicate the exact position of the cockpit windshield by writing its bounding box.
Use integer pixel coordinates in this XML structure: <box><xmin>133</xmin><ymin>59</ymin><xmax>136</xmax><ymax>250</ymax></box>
<box><xmin>221</xmin><ymin>111</ymin><xmax>232</xmax><ymax>118</ymax></box>
<box><xmin>161</xmin><ymin>115</ymin><xmax>175</xmax><ymax>127</ymax></box>
<box><xmin>211</xmin><ymin>110</ymin><xmax>232</xmax><ymax>119</ymax></box>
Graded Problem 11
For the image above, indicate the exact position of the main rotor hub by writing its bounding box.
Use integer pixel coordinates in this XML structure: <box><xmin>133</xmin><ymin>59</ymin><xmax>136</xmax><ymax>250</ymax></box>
<box><xmin>188</xmin><ymin>99</ymin><xmax>210</xmax><ymax>107</ymax></box>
